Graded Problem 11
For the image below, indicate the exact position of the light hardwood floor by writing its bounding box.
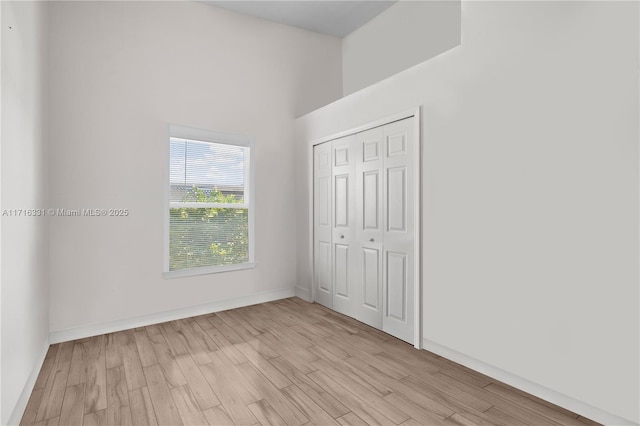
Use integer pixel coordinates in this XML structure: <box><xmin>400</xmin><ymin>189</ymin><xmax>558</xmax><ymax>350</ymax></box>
<box><xmin>21</xmin><ymin>298</ymin><xmax>600</xmax><ymax>426</ymax></box>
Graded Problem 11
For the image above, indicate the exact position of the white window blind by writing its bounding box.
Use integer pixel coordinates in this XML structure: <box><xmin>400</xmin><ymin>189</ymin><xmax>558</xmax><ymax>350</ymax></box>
<box><xmin>166</xmin><ymin>126</ymin><xmax>254</xmax><ymax>275</ymax></box>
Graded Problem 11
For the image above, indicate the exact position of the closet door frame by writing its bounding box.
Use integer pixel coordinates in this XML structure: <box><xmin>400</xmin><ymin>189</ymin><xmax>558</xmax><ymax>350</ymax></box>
<box><xmin>309</xmin><ymin>107</ymin><xmax>422</xmax><ymax>349</ymax></box>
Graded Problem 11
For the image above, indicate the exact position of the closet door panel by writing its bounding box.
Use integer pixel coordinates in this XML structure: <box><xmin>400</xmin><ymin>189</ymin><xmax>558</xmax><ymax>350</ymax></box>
<box><xmin>386</xmin><ymin>251</ymin><xmax>407</xmax><ymax>321</ymax></box>
<box><xmin>382</xmin><ymin>117</ymin><xmax>415</xmax><ymax>344</ymax></box>
<box><xmin>331</xmin><ymin>135</ymin><xmax>358</xmax><ymax>317</ymax></box>
<box><xmin>317</xmin><ymin>241</ymin><xmax>331</xmax><ymax>293</ymax></box>
<box><xmin>362</xmin><ymin>247</ymin><xmax>381</xmax><ymax>309</ymax></box>
<box><xmin>314</xmin><ymin>142</ymin><xmax>333</xmax><ymax>308</ymax></box>
<box><xmin>387</xmin><ymin>166</ymin><xmax>407</xmax><ymax>232</ymax></box>
<box><xmin>363</xmin><ymin>171</ymin><xmax>380</xmax><ymax>230</ymax></box>
<box><xmin>317</xmin><ymin>176</ymin><xmax>330</xmax><ymax>227</ymax></box>
<box><xmin>334</xmin><ymin>244</ymin><xmax>350</xmax><ymax>298</ymax></box>
<box><xmin>334</xmin><ymin>174</ymin><xmax>350</xmax><ymax>227</ymax></box>
<box><xmin>355</xmin><ymin>127</ymin><xmax>384</xmax><ymax>329</ymax></box>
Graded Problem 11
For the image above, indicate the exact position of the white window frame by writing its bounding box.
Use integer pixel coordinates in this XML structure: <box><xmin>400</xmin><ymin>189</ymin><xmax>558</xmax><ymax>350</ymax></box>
<box><xmin>163</xmin><ymin>124</ymin><xmax>256</xmax><ymax>278</ymax></box>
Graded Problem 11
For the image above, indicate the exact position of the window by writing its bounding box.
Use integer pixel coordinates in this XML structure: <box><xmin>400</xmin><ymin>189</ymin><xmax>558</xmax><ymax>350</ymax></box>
<box><xmin>165</xmin><ymin>125</ymin><xmax>255</xmax><ymax>278</ymax></box>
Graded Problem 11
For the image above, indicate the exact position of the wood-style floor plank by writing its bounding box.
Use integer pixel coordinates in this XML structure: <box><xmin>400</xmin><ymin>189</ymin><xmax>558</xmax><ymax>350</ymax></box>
<box><xmin>106</xmin><ymin>366</ymin><xmax>133</xmax><ymax>426</ymax></box>
<box><xmin>483</xmin><ymin>406</ymin><xmax>529</xmax><ymax>426</ymax></box>
<box><xmin>67</xmin><ymin>341</ymin><xmax>90</xmax><ymax>386</ymax></box>
<box><xmin>208</xmin><ymin>314</ymin><xmax>245</xmax><ymax>345</ymax></box>
<box><xmin>33</xmin><ymin>346</ymin><xmax>58</xmax><ymax>391</ymax></box>
<box><xmin>443</xmin><ymin>408</ymin><xmax>511</xmax><ymax>426</ymax></box>
<box><xmin>143</xmin><ymin>364</ymin><xmax>182</xmax><ymax>426</ymax></box>
<box><xmin>256</xmin><ymin>332</ymin><xmax>318</xmax><ymax>375</ymax></box>
<box><xmin>484</xmin><ymin>382</ymin><xmax>585</xmax><ymax>425</ymax></box>
<box><xmin>160</xmin><ymin>323</ymin><xmax>190</xmax><ymax>357</ymax></box>
<box><xmin>170</xmin><ymin>385</ymin><xmax>209</xmax><ymax>426</ymax></box>
<box><xmin>217</xmin><ymin>309</ymin><xmax>262</xmax><ymax>342</ymax></box>
<box><xmin>20</xmin><ymin>298</ymin><xmax>602</xmax><ymax>426</ymax></box>
<box><xmin>84</xmin><ymin>335</ymin><xmax>107</xmax><ymax>414</ymax></box>
<box><xmin>313</xmin><ymin>357</ymin><xmax>392</xmax><ymax>398</ymax></box>
<box><xmin>402</xmin><ymin>417</ymin><xmax>431</xmax><ymax>426</ymax></box>
<box><xmin>185</xmin><ymin>319</ymin><xmax>220</xmax><ymax>353</ymax></box>
<box><xmin>173</xmin><ymin>319</ymin><xmax>213</xmax><ymax>365</ymax></box>
<box><xmin>237</xmin><ymin>362</ymin><xmax>309</xmax><ymax>426</ymax></box>
<box><xmin>82</xmin><ymin>409</ymin><xmax>106</xmax><ymax>426</ymax></box>
<box><xmin>430</xmin><ymin>370</ymin><xmax>564</xmax><ymax>426</ymax></box>
<box><xmin>308</xmin><ymin>370</ymin><xmax>397</xmax><ymax>426</ymax></box>
<box><xmin>269</xmin><ymin>356</ymin><xmax>350</xmax><ymax>419</ymax></box>
<box><xmin>203</xmin><ymin>322</ymin><xmax>249</xmax><ymax>365</ymax></box>
<box><xmin>311</xmin><ymin>359</ymin><xmax>409</xmax><ymax>424</ymax></box>
<box><xmin>203</xmin><ymin>406</ymin><xmax>235</xmax><ymax>425</ymax></box>
<box><xmin>235</xmin><ymin>342</ymin><xmax>293</xmax><ymax>389</ymax></box>
<box><xmin>401</xmin><ymin>373</ymin><xmax>494</xmax><ymax>413</ymax></box>
<box><xmin>150</xmin><ymin>337</ymin><xmax>188</xmax><ymax>388</ymax></box>
<box><xmin>129</xmin><ymin>387</ymin><xmax>159</xmax><ymax>426</ymax></box>
<box><xmin>280</xmin><ymin>384</ymin><xmax>340</xmax><ymax>426</ymax></box>
<box><xmin>578</xmin><ymin>416</ymin><xmax>602</xmax><ymax>425</ymax></box>
<box><xmin>199</xmin><ymin>352</ymin><xmax>259</xmax><ymax>425</ymax></box>
<box><xmin>121</xmin><ymin>342</ymin><xmax>147</xmax><ymax>391</ymax></box>
<box><xmin>34</xmin><ymin>416</ymin><xmax>59</xmax><ymax>426</ymax></box>
<box><xmin>58</xmin><ymin>383</ymin><xmax>85</xmax><ymax>426</ymax></box>
<box><xmin>19</xmin><ymin>388</ymin><xmax>44</xmax><ymax>426</ymax></box>
<box><xmin>336</xmin><ymin>412</ymin><xmax>369</xmax><ymax>426</ymax></box>
<box><xmin>383</xmin><ymin>392</ymin><xmax>448</xmax><ymax>425</ymax></box>
<box><xmin>174</xmin><ymin>353</ymin><xmax>220</xmax><ymax>410</ymax></box>
<box><xmin>247</xmin><ymin>399</ymin><xmax>286</xmax><ymax>426</ymax></box>
<box><xmin>105</xmin><ymin>333</ymin><xmax>122</xmax><ymax>369</ymax></box>
<box><xmin>36</xmin><ymin>360</ymin><xmax>70</xmax><ymax>422</ymax></box>
<box><xmin>133</xmin><ymin>329</ymin><xmax>159</xmax><ymax>367</ymax></box>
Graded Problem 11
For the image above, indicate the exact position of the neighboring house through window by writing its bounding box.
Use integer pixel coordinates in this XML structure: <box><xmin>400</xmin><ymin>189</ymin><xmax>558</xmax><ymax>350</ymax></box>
<box><xmin>164</xmin><ymin>124</ymin><xmax>255</xmax><ymax>278</ymax></box>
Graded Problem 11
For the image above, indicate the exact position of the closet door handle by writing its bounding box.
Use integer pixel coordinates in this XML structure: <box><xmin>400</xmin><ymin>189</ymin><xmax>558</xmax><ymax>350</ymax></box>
<box><xmin>340</xmin><ymin>234</ymin><xmax>344</xmax><ymax>239</ymax></box>
<box><xmin>369</xmin><ymin>238</ymin><xmax>375</xmax><ymax>242</ymax></box>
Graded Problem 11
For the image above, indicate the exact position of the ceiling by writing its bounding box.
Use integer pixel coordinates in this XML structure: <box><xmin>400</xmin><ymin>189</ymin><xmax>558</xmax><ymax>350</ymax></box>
<box><xmin>202</xmin><ymin>1</ymin><xmax>397</xmax><ymax>38</ymax></box>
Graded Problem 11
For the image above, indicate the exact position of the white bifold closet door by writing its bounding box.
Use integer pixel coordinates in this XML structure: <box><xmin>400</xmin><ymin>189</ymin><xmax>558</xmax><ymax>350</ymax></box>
<box><xmin>313</xmin><ymin>117</ymin><xmax>415</xmax><ymax>344</ymax></box>
<box><xmin>355</xmin><ymin>126</ymin><xmax>384</xmax><ymax>329</ymax></box>
<box><xmin>331</xmin><ymin>134</ymin><xmax>358</xmax><ymax>319</ymax></box>
<box><xmin>381</xmin><ymin>119</ymin><xmax>415</xmax><ymax>343</ymax></box>
<box><xmin>313</xmin><ymin>141</ymin><xmax>332</xmax><ymax>308</ymax></box>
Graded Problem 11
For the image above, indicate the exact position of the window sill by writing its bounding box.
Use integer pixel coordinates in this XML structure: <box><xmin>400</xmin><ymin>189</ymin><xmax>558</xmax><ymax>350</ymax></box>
<box><xmin>163</xmin><ymin>262</ymin><xmax>256</xmax><ymax>279</ymax></box>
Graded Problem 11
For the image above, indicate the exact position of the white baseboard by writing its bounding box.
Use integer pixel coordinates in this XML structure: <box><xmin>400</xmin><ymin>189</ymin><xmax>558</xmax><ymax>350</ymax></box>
<box><xmin>294</xmin><ymin>285</ymin><xmax>311</xmax><ymax>302</ymax></box>
<box><xmin>50</xmin><ymin>288</ymin><xmax>295</xmax><ymax>344</ymax></box>
<box><xmin>7</xmin><ymin>339</ymin><xmax>50</xmax><ymax>426</ymax></box>
<box><xmin>422</xmin><ymin>338</ymin><xmax>638</xmax><ymax>426</ymax></box>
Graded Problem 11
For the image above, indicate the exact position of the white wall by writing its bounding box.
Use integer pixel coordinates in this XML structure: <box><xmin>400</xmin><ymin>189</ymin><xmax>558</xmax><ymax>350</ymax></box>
<box><xmin>1</xmin><ymin>2</ymin><xmax>50</xmax><ymax>424</ymax></box>
<box><xmin>1</xmin><ymin>3</ymin><xmax>3</xmax><ymax>422</ymax></box>
<box><xmin>296</xmin><ymin>1</ymin><xmax>639</xmax><ymax>423</ymax></box>
<box><xmin>48</xmin><ymin>1</ymin><xmax>342</xmax><ymax>334</ymax></box>
<box><xmin>342</xmin><ymin>0</ymin><xmax>460</xmax><ymax>96</ymax></box>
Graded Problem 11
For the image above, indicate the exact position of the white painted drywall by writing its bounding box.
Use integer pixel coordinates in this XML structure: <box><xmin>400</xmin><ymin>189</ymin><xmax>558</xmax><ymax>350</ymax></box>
<box><xmin>1</xmin><ymin>1</ymin><xmax>50</xmax><ymax>424</ymax></box>
<box><xmin>296</xmin><ymin>1</ymin><xmax>639</xmax><ymax>423</ymax></box>
<box><xmin>47</xmin><ymin>1</ymin><xmax>342</xmax><ymax>334</ymax></box>
<box><xmin>342</xmin><ymin>0</ymin><xmax>461</xmax><ymax>96</ymax></box>
<box><xmin>1</xmin><ymin>3</ymin><xmax>3</xmax><ymax>423</ymax></box>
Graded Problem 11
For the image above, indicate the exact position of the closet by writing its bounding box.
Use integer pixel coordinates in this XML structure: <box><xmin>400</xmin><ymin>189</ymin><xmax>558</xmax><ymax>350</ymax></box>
<box><xmin>313</xmin><ymin>117</ymin><xmax>417</xmax><ymax>344</ymax></box>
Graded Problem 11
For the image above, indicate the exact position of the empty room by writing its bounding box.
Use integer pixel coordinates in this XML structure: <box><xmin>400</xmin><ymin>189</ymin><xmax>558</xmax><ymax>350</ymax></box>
<box><xmin>1</xmin><ymin>0</ymin><xmax>638</xmax><ymax>425</ymax></box>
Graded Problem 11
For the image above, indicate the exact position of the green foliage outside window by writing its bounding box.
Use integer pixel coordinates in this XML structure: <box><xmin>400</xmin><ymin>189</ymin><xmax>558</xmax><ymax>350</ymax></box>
<box><xmin>169</xmin><ymin>186</ymin><xmax>248</xmax><ymax>270</ymax></box>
